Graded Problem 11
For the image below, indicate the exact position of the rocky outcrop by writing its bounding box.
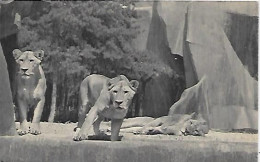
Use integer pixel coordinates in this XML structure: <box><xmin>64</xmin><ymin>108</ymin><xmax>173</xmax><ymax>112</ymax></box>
<box><xmin>167</xmin><ymin>2</ymin><xmax>258</xmax><ymax>130</ymax></box>
<box><xmin>225</xmin><ymin>13</ymin><xmax>258</xmax><ymax>79</ymax></box>
<box><xmin>0</xmin><ymin>1</ymin><xmax>33</xmax><ymax>39</ymax></box>
<box><xmin>0</xmin><ymin>44</ymin><xmax>17</xmax><ymax>136</ymax></box>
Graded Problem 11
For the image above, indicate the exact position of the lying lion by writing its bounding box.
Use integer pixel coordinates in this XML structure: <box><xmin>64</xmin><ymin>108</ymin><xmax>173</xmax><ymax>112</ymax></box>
<box><xmin>73</xmin><ymin>74</ymin><xmax>139</xmax><ymax>141</ymax></box>
<box><xmin>134</xmin><ymin>113</ymin><xmax>209</xmax><ymax>136</ymax></box>
<box><xmin>13</xmin><ymin>49</ymin><xmax>46</xmax><ymax>135</ymax></box>
<box><xmin>94</xmin><ymin>113</ymin><xmax>209</xmax><ymax>137</ymax></box>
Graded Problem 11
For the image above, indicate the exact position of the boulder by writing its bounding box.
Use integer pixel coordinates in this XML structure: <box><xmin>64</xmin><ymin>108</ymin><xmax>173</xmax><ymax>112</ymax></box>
<box><xmin>0</xmin><ymin>44</ymin><xmax>17</xmax><ymax>136</ymax></box>
<box><xmin>165</xmin><ymin>2</ymin><xmax>258</xmax><ymax>130</ymax></box>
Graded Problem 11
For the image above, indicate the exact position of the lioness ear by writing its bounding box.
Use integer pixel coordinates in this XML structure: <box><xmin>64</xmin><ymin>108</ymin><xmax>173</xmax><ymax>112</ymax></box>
<box><xmin>34</xmin><ymin>50</ymin><xmax>44</xmax><ymax>61</ymax></box>
<box><xmin>130</xmin><ymin>80</ymin><xmax>139</xmax><ymax>92</ymax></box>
<box><xmin>107</xmin><ymin>76</ymin><xmax>121</xmax><ymax>90</ymax></box>
<box><xmin>107</xmin><ymin>79</ymin><xmax>114</xmax><ymax>91</ymax></box>
<box><xmin>12</xmin><ymin>49</ymin><xmax>22</xmax><ymax>60</ymax></box>
<box><xmin>119</xmin><ymin>75</ymin><xmax>128</xmax><ymax>81</ymax></box>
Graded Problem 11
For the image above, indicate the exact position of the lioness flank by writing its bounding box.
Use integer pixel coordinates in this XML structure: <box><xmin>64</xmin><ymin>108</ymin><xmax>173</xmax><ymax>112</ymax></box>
<box><xmin>13</xmin><ymin>49</ymin><xmax>46</xmax><ymax>135</ymax></box>
<box><xmin>73</xmin><ymin>74</ymin><xmax>139</xmax><ymax>141</ymax></box>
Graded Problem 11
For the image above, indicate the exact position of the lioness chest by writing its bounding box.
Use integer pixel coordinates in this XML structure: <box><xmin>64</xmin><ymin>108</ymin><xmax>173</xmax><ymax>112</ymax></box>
<box><xmin>17</xmin><ymin>77</ymin><xmax>40</xmax><ymax>106</ymax></box>
<box><xmin>16</xmin><ymin>65</ymin><xmax>44</xmax><ymax>106</ymax></box>
<box><xmin>87</xmin><ymin>76</ymin><xmax>128</xmax><ymax>119</ymax></box>
<box><xmin>99</xmin><ymin>106</ymin><xmax>128</xmax><ymax>119</ymax></box>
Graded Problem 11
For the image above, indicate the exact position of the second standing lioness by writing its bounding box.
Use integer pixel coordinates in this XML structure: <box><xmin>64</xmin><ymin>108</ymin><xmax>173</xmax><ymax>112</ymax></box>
<box><xmin>73</xmin><ymin>74</ymin><xmax>139</xmax><ymax>141</ymax></box>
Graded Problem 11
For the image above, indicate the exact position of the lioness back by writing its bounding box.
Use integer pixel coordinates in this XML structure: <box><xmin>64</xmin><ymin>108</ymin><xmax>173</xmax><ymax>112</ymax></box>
<box><xmin>80</xmin><ymin>74</ymin><xmax>109</xmax><ymax>105</ymax></box>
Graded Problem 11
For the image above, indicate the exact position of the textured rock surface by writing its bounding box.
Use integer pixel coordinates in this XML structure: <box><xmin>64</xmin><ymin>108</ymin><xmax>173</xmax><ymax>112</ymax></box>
<box><xmin>142</xmin><ymin>2</ymin><xmax>258</xmax><ymax>122</ymax></box>
<box><xmin>0</xmin><ymin>44</ymin><xmax>17</xmax><ymax>136</ymax></box>
<box><xmin>157</xmin><ymin>2</ymin><xmax>258</xmax><ymax>130</ymax></box>
<box><xmin>0</xmin><ymin>1</ymin><xmax>33</xmax><ymax>39</ymax></box>
<box><xmin>142</xmin><ymin>2</ymin><xmax>185</xmax><ymax>117</ymax></box>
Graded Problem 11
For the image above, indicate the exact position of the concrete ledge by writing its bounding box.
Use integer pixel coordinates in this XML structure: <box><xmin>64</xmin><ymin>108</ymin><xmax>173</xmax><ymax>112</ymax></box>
<box><xmin>0</xmin><ymin>123</ymin><xmax>257</xmax><ymax>162</ymax></box>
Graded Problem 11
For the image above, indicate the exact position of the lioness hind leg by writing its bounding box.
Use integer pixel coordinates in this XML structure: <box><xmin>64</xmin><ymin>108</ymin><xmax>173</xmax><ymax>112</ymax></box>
<box><xmin>30</xmin><ymin>98</ymin><xmax>45</xmax><ymax>135</ymax></box>
<box><xmin>111</xmin><ymin>119</ymin><xmax>123</xmax><ymax>141</ymax></box>
<box><xmin>77</xmin><ymin>81</ymin><xmax>91</xmax><ymax>129</ymax></box>
<box><xmin>93</xmin><ymin>115</ymin><xmax>104</xmax><ymax>135</ymax></box>
<box><xmin>17</xmin><ymin>101</ymin><xmax>29</xmax><ymax>135</ymax></box>
<box><xmin>77</xmin><ymin>104</ymin><xmax>90</xmax><ymax>128</ymax></box>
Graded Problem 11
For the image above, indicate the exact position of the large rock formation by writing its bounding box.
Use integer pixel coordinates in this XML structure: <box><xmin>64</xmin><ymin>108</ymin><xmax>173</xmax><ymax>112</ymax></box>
<box><xmin>133</xmin><ymin>2</ymin><xmax>258</xmax><ymax>122</ymax></box>
<box><xmin>0</xmin><ymin>44</ymin><xmax>16</xmax><ymax>136</ymax></box>
<box><xmin>162</xmin><ymin>2</ymin><xmax>258</xmax><ymax>130</ymax></box>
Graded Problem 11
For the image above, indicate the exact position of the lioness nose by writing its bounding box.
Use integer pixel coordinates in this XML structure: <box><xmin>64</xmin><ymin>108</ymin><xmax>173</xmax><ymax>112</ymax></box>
<box><xmin>115</xmin><ymin>100</ymin><xmax>123</xmax><ymax>105</ymax></box>
<box><xmin>21</xmin><ymin>68</ymin><xmax>28</xmax><ymax>72</ymax></box>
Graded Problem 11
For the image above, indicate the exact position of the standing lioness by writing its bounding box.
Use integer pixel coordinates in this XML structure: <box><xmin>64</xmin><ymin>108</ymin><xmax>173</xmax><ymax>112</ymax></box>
<box><xmin>13</xmin><ymin>49</ymin><xmax>46</xmax><ymax>135</ymax></box>
<box><xmin>73</xmin><ymin>74</ymin><xmax>139</xmax><ymax>141</ymax></box>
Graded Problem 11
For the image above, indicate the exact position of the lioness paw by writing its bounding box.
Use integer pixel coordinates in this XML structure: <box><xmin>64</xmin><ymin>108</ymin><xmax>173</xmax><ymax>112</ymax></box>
<box><xmin>30</xmin><ymin>129</ymin><xmax>41</xmax><ymax>135</ymax></box>
<box><xmin>18</xmin><ymin>123</ymin><xmax>30</xmax><ymax>136</ymax></box>
<box><xmin>73</xmin><ymin>131</ymin><xmax>88</xmax><ymax>141</ymax></box>
<box><xmin>17</xmin><ymin>129</ymin><xmax>29</xmax><ymax>136</ymax></box>
<box><xmin>30</xmin><ymin>124</ymin><xmax>41</xmax><ymax>135</ymax></box>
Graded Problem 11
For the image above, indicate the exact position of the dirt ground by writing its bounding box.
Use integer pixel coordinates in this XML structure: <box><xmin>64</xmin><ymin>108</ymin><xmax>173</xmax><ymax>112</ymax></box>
<box><xmin>14</xmin><ymin>122</ymin><xmax>257</xmax><ymax>143</ymax></box>
<box><xmin>0</xmin><ymin>122</ymin><xmax>256</xmax><ymax>162</ymax></box>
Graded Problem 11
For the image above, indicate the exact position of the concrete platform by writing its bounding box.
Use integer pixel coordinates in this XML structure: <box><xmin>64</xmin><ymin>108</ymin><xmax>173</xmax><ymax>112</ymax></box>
<box><xmin>0</xmin><ymin>122</ymin><xmax>257</xmax><ymax>162</ymax></box>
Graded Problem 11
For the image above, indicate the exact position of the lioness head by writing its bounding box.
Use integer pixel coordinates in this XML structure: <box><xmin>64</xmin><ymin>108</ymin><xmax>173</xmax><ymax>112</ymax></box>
<box><xmin>107</xmin><ymin>75</ymin><xmax>139</xmax><ymax>110</ymax></box>
<box><xmin>183</xmin><ymin>119</ymin><xmax>209</xmax><ymax>136</ymax></box>
<box><xmin>13</xmin><ymin>49</ymin><xmax>44</xmax><ymax>79</ymax></box>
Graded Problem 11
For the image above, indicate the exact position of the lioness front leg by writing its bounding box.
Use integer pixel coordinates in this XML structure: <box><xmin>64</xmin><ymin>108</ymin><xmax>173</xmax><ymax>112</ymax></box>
<box><xmin>17</xmin><ymin>101</ymin><xmax>29</xmax><ymax>135</ymax></box>
<box><xmin>30</xmin><ymin>98</ymin><xmax>45</xmax><ymax>135</ymax></box>
<box><xmin>73</xmin><ymin>107</ymin><xmax>98</xmax><ymax>141</ymax></box>
<box><xmin>111</xmin><ymin>119</ymin><xmax>123</xmax><ymax>141</ymax></box>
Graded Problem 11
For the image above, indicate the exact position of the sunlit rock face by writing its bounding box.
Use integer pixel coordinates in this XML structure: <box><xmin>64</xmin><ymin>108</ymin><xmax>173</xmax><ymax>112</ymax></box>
<box><xmin>159</xmin><ymin>2</ymin><xmax>258</xmax><ymax>130</ymax></box>
<box><xmin>0</xmin><ymin>44</ymin><xmax>17</xmax><ymax>136</ymax></box>
<box><xmin>135</xmin><ymin>1</ymin><xmax>257</xmax><ymax>129</ymax></box>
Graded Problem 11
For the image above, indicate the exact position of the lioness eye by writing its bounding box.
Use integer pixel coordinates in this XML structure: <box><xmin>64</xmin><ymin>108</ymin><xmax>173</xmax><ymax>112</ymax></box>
<box><xmin>113</xmin><ymin>90</ymin><xmax>118</xmax><ymax>93</ymax></box>
<box><xmin>29</xmin><ymin>60</ymin><xmax>34</xmax><ymax>62</ymax></box>
<box><xmin>124</xmin><ymin>91</ymin><xmax>129</xmax><ymax>94</ymax></box>
<box><xmin>19</xmin><ymin>59</ymin><xmax>24</xmax><ymax>62</ymax></box>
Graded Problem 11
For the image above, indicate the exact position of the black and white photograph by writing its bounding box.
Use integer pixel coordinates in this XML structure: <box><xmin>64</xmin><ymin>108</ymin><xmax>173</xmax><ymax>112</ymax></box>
<box><xmin>0</xmin><ymin>0</ymin><xmax>258</xmax><ymax>162</ymax></box>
